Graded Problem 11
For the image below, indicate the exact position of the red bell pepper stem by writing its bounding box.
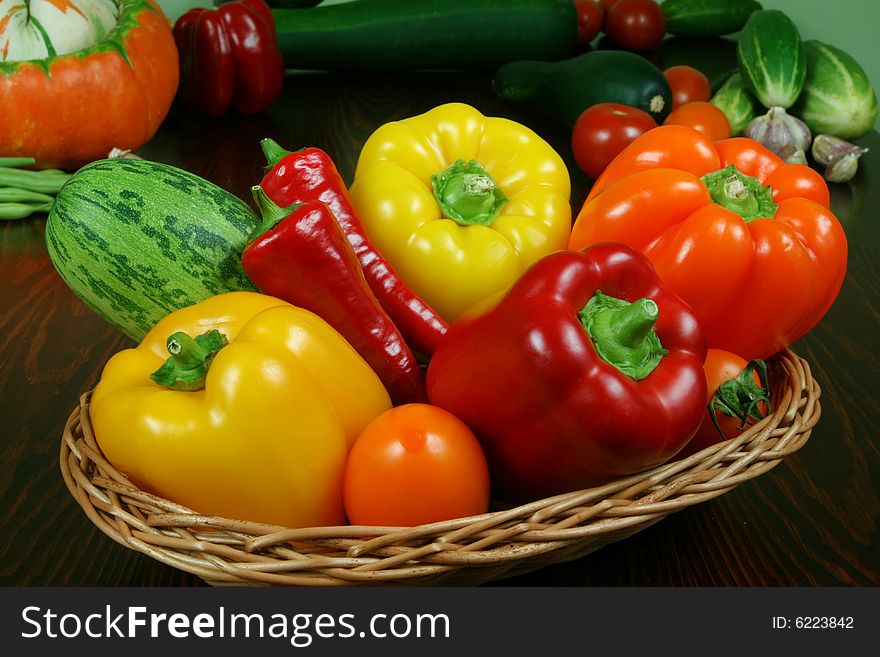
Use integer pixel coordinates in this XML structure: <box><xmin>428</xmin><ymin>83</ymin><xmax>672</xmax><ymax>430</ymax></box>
<box><xmin>242</xmin><ymin>187</ymin><xmax>427</xmax><ymax>406</ymax></box>
<box><xmin>259</xmin><ymin>138</ymin><xmax>449</xmax><ymax>356</ymax></box>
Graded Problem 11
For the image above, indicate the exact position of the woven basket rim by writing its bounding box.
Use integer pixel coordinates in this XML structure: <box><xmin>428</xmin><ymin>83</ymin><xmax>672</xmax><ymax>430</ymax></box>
<box><xmin>59</xmin><ymin>348</ymin><xmax>820</xmax><ymax>586</ymax></box>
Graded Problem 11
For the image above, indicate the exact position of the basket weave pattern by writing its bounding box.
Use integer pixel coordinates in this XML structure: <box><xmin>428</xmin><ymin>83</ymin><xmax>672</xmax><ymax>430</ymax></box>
<box><xmin>59</xmin><ymin>349</ymin><xmax>820</xmax><ymax>586</ymax></box>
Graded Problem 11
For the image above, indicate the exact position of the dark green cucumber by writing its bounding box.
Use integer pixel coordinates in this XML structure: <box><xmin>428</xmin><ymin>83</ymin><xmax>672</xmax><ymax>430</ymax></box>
<box><xmin>493</xmin><ymin>50</ymin><xmax>673</xmax><ymax>125</ymax></box>
<box><xmin>272</xmin><ymin>0</ymin><xmax>578</xmax><ymax>71</ymax></box>
<box><xmin>661</xmin><ymin>0</ymin><xmax>762</xmax><ymax>37</ymax></box>
<box><xmin>45</xmin><ymin>158</ymin><xmax>259</xmax><ymax>342</ymax></box>
<box><xmin>737</xmin><ymin>9</ymin><xmax>805</xmax><ymax>109</ymax></box>
<box><xmin>264</xmin><ymin>0</ymin><xmax>321</xmax><ymax>8</ymax></box>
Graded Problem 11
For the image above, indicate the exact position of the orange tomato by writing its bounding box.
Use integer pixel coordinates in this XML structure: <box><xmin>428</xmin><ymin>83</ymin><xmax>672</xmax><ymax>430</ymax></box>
<box><xmin>664</xmin><ymin>101</ymin><xmax>732</xmax><ymax>141</ymax></box>
<box><xmin>342</xmin><ymin>404</ymin><xmax>490</xmax><ymax>526</ymax></box>
<box><xmin>663</xmin><ymin>66</ymin><xmax>712</xmax><ymax>109</ymax></box>
<box><xmin>678</xmin><ymin>349</ymin><xmax>769</xmax><ymax>458</ymax></box>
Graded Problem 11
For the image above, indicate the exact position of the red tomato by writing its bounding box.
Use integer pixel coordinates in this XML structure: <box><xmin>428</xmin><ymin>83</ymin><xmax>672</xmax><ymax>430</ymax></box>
<box><xmin>679</xmin><ymin>349</ymin><xmax>769</xmax><ymax>458</ymax></box>
<box><xmin>572</xmin><ymin>102</ymin><xmax>658</xmax><ymax>179</ymax></box>
<box><xmin>663</xmin><ymin>65</ymin><xmax>712</xmax><ymax>109</ymax></box>
<box><xmin>604</xmin><ymin>0</ymin><xmax>666</xmax><ymax>51</ymax></box>
<box><xmin>663</xmin><ymin>101</ymin><xmax>731</xmax><ymax>140</ymax></box>
<box><xmin>574</xmin><ymin>0</ymin><xmax>605</xmax><ymax>44</ymax></box>
<box><xmin>599</xmin><ymin>0</ymin><xmax>621</xmax><ymax>10</ymax></box>
<box><xmin>342</xmin><ymin>404</ymin><xmax>490</xmax><ymax>526</ymax></box>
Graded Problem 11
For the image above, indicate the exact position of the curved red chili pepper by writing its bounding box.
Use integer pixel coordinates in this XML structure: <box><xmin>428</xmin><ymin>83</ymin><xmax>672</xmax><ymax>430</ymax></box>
<box><xmin>242</xmin><ymin>188</ymin><xmax>427</xmax><ymax>406</ymax></box>
<box><xmin>259</xmin><ymin>139</ymin><xmax>449</xmax><ymax>356</ymax></box>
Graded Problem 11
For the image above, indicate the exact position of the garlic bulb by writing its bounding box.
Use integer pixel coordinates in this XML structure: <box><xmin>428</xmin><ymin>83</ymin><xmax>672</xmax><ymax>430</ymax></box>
<box><xmin>812</xmin><ymin>134</ymin><xmax>868</xmax><ymax>183</ymax></box>
<box><xmin>745</xmin><ymin>106</ymin><xmax>812</xmax><ymax>156</ymax></box>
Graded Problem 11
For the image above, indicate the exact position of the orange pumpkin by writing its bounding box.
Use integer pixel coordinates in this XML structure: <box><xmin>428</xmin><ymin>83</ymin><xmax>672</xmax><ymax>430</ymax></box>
<box><xmin>0</xmin><ymin>0</ymin><xmax>179</xmax><ymax>170</ymax></box>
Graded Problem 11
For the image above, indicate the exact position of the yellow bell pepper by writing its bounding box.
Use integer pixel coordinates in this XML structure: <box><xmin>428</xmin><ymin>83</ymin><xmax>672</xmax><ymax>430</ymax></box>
<box><xmin>348</xmin><ymin>102</ymin><xmax>572</xmax><ymax>321</ymax></box>
<box><xmin>90</xmin><ymin>292</ymin><xmax>392</xmax><ymax>528</ymax></box>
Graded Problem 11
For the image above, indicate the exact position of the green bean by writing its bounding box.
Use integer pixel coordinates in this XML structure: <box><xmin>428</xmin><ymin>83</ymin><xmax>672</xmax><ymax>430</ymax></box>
<box><xmin>0</xmin><ymin>169</ymin><xmax>70</xmax><ymax>194</ymax></box>
<box><xmin>0</xmin><ymin>157</ymin><xmax>37</xmax><ymax>168</ymax></box>
<box><xmin>0</xmin><ymin>187</ymin><xmax>55</xmax><ymax>204</ymax></box>
<box><xmin>0</xmin><ymin>201</ymin><xmax>53</xmax><ymax>220</ymax></box>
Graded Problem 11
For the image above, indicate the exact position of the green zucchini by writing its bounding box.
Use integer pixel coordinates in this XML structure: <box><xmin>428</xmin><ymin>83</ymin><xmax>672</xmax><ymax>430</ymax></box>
<box><xmin>792</xmin><ymin>40</ymin><xmax>878</xmax><ymax>140</ymax></box>
<box><xmin>736</xmin><ymin>10</ymin><xmax>805</xmax><ymax>109</ymax></box>
<box><xmin>493</xmin><ymin>50</ymin><xmax>673</xmax><ymax>125</ymax></box>
<box><xmin>272</xmin><ymin>0</ymin><xmax>577</xmax><ymax>71</ymax></box>
<box><xmin>661</xmin><ymin>0</ymin><xmax>762</xmax><ymax>37</ymax></box>
<box><xmin>45</xmin><ymin>158</ymin><xmax>258</xmax><ymax>342</ymax></box>
<box><xmin>710</xmin><ymin>72</ymin><xmax>762</xmax><ymax>136</ymax></box>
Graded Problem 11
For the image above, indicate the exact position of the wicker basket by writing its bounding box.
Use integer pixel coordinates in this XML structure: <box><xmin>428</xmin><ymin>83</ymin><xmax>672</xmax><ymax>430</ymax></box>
<box><xmin>59</xmin><ymin>349</ymin><xmax>820</xmax><ymax>586</ymax></box>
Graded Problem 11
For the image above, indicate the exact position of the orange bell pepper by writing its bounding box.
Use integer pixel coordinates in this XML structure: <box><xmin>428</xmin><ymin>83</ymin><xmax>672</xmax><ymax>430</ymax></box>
<box><xmin>569</xmin><ymin>125</ymin><xmax>847</xmax><ymax>360</ymax></box>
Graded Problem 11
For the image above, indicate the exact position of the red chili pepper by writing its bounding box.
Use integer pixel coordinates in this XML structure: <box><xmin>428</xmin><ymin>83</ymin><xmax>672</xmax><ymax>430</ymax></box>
<box><xmin>259</xmin><ymin>139</ymin><xmax>449</xmax><ymax>356</ymax></box>
<box><xmin>242</xmin><ymin>187</ymin><xmax>427</xmax><ymax>406</ymax></box>
<box><xmin>173</xmin><ymin>0</ymin><xmax>284</xmax><ymax>118</ymax></box>
<box><xmin>426</xmin><ymin>243</ymin><xmax>708</xmax><ymax>501</ymax></box>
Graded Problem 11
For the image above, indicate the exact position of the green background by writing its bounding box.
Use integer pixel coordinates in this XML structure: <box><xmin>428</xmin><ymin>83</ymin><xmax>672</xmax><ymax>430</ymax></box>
<box><xmin>156</xmin><ymin>0</ymin><xmax>879</xmax><ymax>128</ymax></box>
<box><xmin>764</xmin><ymin>0</ymin><xmax>879</xmax><ymax>128</ymax></box>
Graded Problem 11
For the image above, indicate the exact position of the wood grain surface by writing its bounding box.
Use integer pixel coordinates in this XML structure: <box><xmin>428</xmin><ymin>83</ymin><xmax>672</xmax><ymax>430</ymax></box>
<box><xmin>1</xmin><ymin>66</ymin><xmax>877</xmax><ymax>587</ymax></box>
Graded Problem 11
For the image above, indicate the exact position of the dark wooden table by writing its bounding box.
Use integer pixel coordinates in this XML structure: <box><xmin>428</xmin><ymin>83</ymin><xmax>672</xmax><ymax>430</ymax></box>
<box><xmin>2</xmin><ymin>65</ymin><xmax>878</xmax><ymax>586</ymax></box>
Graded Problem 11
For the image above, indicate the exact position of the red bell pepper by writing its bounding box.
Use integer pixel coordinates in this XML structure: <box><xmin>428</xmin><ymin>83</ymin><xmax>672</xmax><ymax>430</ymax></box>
<box><xmin>426</xmin><ymin>243</ymin><xmax>708</xmax><ymax>501</ymax></box>
<box><xmin>173</xmin><ymin>0</ymin><xmax>284</xmax><ymax>118</ymax></box>
<box><xmin>259</xmin><ymin>139</ymin><xmax>449</xmax><ymax>357</ymax></box>
<box><xmin>242</xmin><ymin>187</ymin><xmax>427</xmax><ymax>406</ymax></box>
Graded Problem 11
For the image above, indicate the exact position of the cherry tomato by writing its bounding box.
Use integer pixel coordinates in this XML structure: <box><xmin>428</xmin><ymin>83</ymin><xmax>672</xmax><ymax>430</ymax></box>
<box><xmin>342</xmin><ymin>404</ymin><xmax>490</xmax><ymax>526</ymax></box>
<box><xmin>663</xmin><ymin>101</ymin><xmax>731</xmax><ymax>140</ymax></box>
<box><xmin>663</xmin><ymin>65</ymin><xmax>712</xmax><ymax>109</ymax></box>
<box><xmin>574</xmin><ymin>0</ymin><xmax>605</xmax><ymax>44</ymax></box>
<box><xmin>572</xmin><ymin>102</ymin><xmax>658</xmax><ymax>180</ymax></box>
<box><xmin>679</xmin><ymin>349</ymin><xmax>769</xmax><ymax>458</ymax></box>
<box><xmin>599</xmin><ymin>0</ymin><xmax>621</xmax><ymax>10</ymax></box>
<box><xmin>604</xmin><ymin>0</ymin><xmax>666</xmax><ymax>51</ymax></box>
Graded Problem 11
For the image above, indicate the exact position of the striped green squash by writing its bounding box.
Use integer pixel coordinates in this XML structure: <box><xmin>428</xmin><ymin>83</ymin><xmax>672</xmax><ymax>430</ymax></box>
<box><xmin>46</xmin><ymin>158</ymin><xmax>259</xmax><ymax>342</ymax></box>
<box><xmin>710</xmin><ymin>72</ymin><xmax>762</xmax><ymax>136</ymax></box>
<box><xmin>736</xmin><ymin>9</ymin><xmax>805</xmax><ymax>109</ymax></box>
<box><xmin>793</xmin><ymin>40</ymin><xmax>878</xmax><ymax>140</ymax></box>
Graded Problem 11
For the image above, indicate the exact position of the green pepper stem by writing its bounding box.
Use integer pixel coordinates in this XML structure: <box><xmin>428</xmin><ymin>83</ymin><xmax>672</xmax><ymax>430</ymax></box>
<box><xmin>260</xmin><ymin>138</ymin><xmax>293</xmax><ymax>168</ymax></box>
<box><xmin>709</xmin><ymin>359</ymin><xmax>771</xmax><ymax>438</ymax></box>
<box><xmin>150</xmin><ymin>330</ymin><xmax>229</xmax><ymax>391</ymax></box>
<box><xmin>250</xmin><ymin>185</ymin><xmax>300</xmax><ymax>239</ymax></box>
<box><xmin>701</xmin><ymin>164</ymin><xmax>778</xmax><ymax>222</ymax></box>
<box><xmin>579</xmin><ymin>291</ymin><xmax>668</xmax><ymax>381</ymax></box>
<box><xmin>614</xmin><ymin>298</ymin><xmax>660</xmax><ymax>347</ymax></box>
<box><xmin>431</xmin><ymin>159</ymin><xmax>508</xmax><ymax>227</ymax></box>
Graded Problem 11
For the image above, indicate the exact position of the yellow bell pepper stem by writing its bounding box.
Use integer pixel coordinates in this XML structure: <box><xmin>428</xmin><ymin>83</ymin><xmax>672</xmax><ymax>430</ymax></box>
<box><xmin>432</xmin><ymin>159</ymin><xmax>508</xmax><ymax>226</ymax></box>
<box><xmin>150</xmin><ymin>330</ymin><xmax>228</xmax><ymax>391</ymax></box>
